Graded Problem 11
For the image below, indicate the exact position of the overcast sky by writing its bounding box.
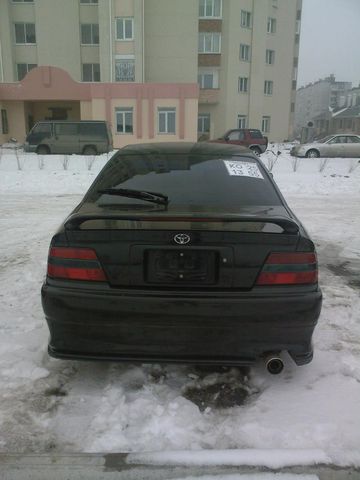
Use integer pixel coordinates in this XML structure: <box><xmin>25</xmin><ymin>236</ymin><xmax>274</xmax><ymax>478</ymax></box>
<box><xmin>297</xmin><ymin>0</ymin><xmax>360</xmax><ymax>87</ymax></box>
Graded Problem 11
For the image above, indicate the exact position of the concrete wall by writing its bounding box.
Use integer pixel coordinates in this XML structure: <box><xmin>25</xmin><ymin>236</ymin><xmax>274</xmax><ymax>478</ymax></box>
<box><xmin>143</xmin><ymin>0</ymin><xmax>198</xmax><ymax>83</ymax></box>
<box><xmin>35</xmin><ymin>0</ymin><xmax>82</xmax><ymax>81</ymax></box>
<box><xmin>1</xmin><ymin>101</ymin><xmax>26</xmax><ymax>143</ymax></box>
<box><xmin>0</xmin><ymin>0</ymin><xmax>15</xmax><ymax>82</ymax></box>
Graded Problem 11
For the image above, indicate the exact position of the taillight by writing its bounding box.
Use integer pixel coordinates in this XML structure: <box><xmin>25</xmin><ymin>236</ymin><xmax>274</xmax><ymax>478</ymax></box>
<box><xmin>47</xmin><ymin>247</ymin><xmax>107</xmax><ymax>282</ymax></box>
<box><xmin>256</xmin><ymin>252</ymin><xmax>318</xmax><ymax>286</ymax></box>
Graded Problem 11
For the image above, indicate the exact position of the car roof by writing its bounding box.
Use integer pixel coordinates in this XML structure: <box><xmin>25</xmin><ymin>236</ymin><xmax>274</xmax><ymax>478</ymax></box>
<box><xmin>120</xmin><ymin>142</ymin><xmax>254</xmax><ymax>157</ymax></box>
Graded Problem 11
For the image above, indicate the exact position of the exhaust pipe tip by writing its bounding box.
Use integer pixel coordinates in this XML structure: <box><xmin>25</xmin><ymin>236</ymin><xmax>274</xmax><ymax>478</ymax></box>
<box><xmin>265</xmin><ymin>356</ymin><xmax>284</xmax><ymax>375</ymax></box>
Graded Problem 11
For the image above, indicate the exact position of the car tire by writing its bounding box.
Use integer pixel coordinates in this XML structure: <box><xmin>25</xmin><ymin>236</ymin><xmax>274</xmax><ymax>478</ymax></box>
<box><xmin>36</xmin><ymin>145</ymin><xmax>50</xmax><ymax>155</ymax></box>
<box><xmin>250</xmin><ymin>146</ymin><xmax>262</xmax><ymax>156</ymax></box>
<box><xmin>83</xmin><ymin>146</ymin><xmax>97</xmax><ymax>155</ymax></box>
<box><xmin>305</xmin><ymin>149</ymin><xmax>320</xmax><ymax>158</ymax></box>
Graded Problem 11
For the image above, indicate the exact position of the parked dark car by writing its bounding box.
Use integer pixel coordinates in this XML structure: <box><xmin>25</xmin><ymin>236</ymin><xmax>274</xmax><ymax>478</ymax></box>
<box><xmin>41</xmin><ymin>142</ymin><xmax>322</xmax><ymax>374</ymax></box>
<box><xmin>209</xmin><ymin>129</ymin><xmax>268</xmax><ymax>155</ymax></box>
<box><xmin>24</xmin><ymin>120</ymin><xmax>113</xmax><ymax>155</ymax></box>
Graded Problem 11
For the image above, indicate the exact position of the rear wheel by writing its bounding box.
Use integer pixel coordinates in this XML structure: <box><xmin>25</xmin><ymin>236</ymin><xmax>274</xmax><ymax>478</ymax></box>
<box><xmin>305</xmin><ymin>149</ymin><xmax>320</xmax><ymax>158</ymax></box>
<box><xmin>250</xmin><ymin>146</ymin><xmax>262</xmax><ymax>156</ymax></box>
<box><xmin>36</xmin><ymin>145</ymin><xmax>50</xmax><ymax>155</ymax></box>
<box><xmin>83</xmin><ymin>146</ymin><xmax>97</xmax><ymax>155</ymax></box>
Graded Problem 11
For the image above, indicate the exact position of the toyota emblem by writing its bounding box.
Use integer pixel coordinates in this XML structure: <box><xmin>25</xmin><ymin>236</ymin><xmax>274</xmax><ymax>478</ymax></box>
<box><xmin>174</xmin><ymin>233</ymin><xmax>191</xmax><ymax>245</ymax></box>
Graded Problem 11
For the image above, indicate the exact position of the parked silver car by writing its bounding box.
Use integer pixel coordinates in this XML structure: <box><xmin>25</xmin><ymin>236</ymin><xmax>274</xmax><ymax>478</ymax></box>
<box><xmin>291</xmin><ymin>134</ymin><xmax>360</xmax><ymax>158</ymax></box>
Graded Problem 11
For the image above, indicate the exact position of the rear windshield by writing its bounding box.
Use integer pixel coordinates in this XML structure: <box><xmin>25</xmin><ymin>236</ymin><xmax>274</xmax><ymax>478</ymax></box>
<box><xmin>87</xmin><ymin>154</ymin><xmax>281</xmax><ymax>208</ymax></box>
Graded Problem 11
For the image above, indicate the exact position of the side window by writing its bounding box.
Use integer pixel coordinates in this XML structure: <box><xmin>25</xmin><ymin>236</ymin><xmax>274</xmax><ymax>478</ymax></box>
<box><xmin>55</xmin><ymin>124</ymin><xmax>79</xmax><ymax>136</ymax></box>
<box><xmin>32</xmin><ymin>123</ymin><xmax>52</xmax><ymax>135</ymax></box>
<box><xmin>329</xmin><ymin>136</ymin><xmax>348</xmax><ymax>144</ymax></box>
<box><xmin>227</xmin><ymin>131</ymin><xmax>240</xmax><ymax>141</ymax></box>
<box><xmin>79</xmin><ymin>123</ymin><xmax>106</xmax><ymax>137</ymax></box>
<box><xmin>347</xmin><ymin>136</ymin><xmax>360</xmax><ymax>143</ymax></box>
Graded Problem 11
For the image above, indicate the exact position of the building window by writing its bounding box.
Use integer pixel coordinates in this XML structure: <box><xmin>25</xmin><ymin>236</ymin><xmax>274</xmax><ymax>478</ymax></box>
<box><xmin>158</xmin><ymin>108</ymin><xmax>176</xmax><ymax>134</ymax></box>
<box><xmin>264</xmin><ymin>80</ymin><xmax>273</xmax><ymax>95</ymax></box>
<box><xmin>198</xmin><ymin>32</ymin><xmax>221</xmax><ymax>54</ymax></box>
<box><xmin>1</xmin><ymin>110</ymin><xmax>9</xmax><ymax>134</ymax></box>
<box><xmin>81</xmin><ymin>24</ymin><xmax>99</xmax><ymax>44</ymax></box>
<box><xmin>296</xmin><ymin>20</ymin><xmax>301</xmax><ymax>34</ymax></box>
<box><xmin>82</xmin><ymin>63</ymin><xmax>100</xmax><ymax>81</ymax></box>
<box><xmin>295</xmin><ymin>34</ymin><xmax>300</xmax><ymax>44</ymax></box>
<box><xmin>198</xmin><ymin>70</ymin><xmax>219</xmax><ymax>89</ymax></box>
<box><xmin>116</xmin><ymin>17</ymin><xmax>134</xmax><ymax>41</ymax></box>
<box><xmin>115</xmin><ymin>57</ymin><xmax>135</xmax><ymax>81</ymax></box>
<box><xmin>266</xmin><ymin>49</ymin><xmax>275</xmax><ymax>65</ymax></box>
<box><xmin>12</xmin><ymin>0</ymin><xmax>34</xmax><ymax>3</ymax></box>
<box><xmin>16</xmin><ymin>63</ymin><xmax>36</xmax><ymax>80</ymax></box>
<box><xmin>291</xmin><ymin>102</ymin><xmax>295</xmax><ymax>113</ymax></box>
<box><xmin>14</xmin><ymin>23</ymin><xmax>36</xmax><ymax>44</ymax></box>
<box><xmin>115</xmin><ymin>108</ymin><xmax>133</xmax><ymax>134</ymax></box>
<box><xmin>198</xmin><ymin>114</ymin><xmax>210</xmax><ymax>133</ymax></box>
<box><xmin>241</xmin><ymin>10</ymin><xmax>252</xmax><ymax>28</ymax></box>
<box><xmin>238</xmin><ymin>77</ymin><xmax>249</xmax><ymax>93</ymax></box>
<box><xmin>267</xmin><ymin>17</ymin><xmax>276</xmax><ymax>34</ymax></box>
<box><xmin>239</xmin><ymin>44</ymin><xmax>251</xmax><ymax>62</ymax></box>
<box><xmin>237</xmin><ymin>115</ymin><xmax>247</xmax><ymax>128</ymax></box>
<box><xmin>292</xmin><ymin>80</ymin><xmax>297</xmax><ymax>90</ymax></box>
<box><xmin>262</xmin><ymin>116</ymin><xmax>271</xmax><ymax>133</ymax></box>
<box><xmin>199</xmin><ymin>0</ymin><xmax>222</xmax><ymax>18</ymax></box>
<box><xmin>296</xmin><ymin>9</ymin><xmax>302</xmax><ymax>20</ymax></box>
<box><xmin>80</xmin><ymin>0</ymin><xmax>98</xmax><ymax>3</ymax></box>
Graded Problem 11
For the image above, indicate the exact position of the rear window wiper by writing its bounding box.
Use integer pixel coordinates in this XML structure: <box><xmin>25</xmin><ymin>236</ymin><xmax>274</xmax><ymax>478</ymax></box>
<box><xmin>97</xmin><ymin>188</ymin><xmax>169</xmax><ymax>205</ymax></box>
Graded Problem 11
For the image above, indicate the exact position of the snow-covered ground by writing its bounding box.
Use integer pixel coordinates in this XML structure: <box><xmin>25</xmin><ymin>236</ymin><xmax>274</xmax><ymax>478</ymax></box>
<box><xmin>0</xmin><ymin>146</ymin><xmax>360</xmax><ymax>468</ymax></box>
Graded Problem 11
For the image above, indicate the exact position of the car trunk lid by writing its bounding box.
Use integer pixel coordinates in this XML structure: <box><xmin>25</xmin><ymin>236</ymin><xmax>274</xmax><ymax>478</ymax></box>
<box><xmin>62</xmin><ymin>206</ymin><xmax>300</xmax><ymax>290</ymax></box>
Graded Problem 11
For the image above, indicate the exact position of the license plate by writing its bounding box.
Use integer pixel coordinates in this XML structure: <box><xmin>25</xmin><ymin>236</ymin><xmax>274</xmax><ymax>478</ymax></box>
<box><xmin>146</xmin><ymin>250</ymin><xmax>217</xmax><ymax>285</ymax></box>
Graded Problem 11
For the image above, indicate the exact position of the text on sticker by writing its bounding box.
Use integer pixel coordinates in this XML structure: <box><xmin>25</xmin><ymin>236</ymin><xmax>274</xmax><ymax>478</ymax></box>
<box><xmin>224</xmin><ymin>160</ymin><xmax>264</xmax><ymax>179</ymax></box>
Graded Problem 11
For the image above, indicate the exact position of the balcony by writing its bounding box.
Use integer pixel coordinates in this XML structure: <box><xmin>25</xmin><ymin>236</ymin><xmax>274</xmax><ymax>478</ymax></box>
<box><xmin>199</xmin><ymin>88</ymin><xmax>220</xmax><ymax>104</ymax></box>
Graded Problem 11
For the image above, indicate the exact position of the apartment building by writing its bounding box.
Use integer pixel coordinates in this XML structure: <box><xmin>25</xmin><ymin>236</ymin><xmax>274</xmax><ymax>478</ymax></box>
<box><xmin>0</xmin><ymin>0</ymin><xmax>301</xmax><ymax>143</ymax></box>
<box><xmin>294</xmin><ymin>75</ymin><xmax>352</xmax><ymax>137</ymax></box>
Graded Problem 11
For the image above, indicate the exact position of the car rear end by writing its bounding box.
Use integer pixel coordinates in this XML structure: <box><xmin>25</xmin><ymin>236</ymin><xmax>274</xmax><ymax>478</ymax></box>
<box><xmin>41</xmin><ymin>143</ymin><xmax>322</xmax><ymax>367</ymax></box>
<box><xmin>247</xmin><ymin>129</ymin><xmax>268</xmax><ymax>153</ymax></box>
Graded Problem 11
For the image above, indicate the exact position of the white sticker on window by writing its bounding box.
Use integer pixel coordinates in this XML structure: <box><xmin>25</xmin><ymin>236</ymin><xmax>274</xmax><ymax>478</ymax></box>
<box><xmin>224</xmin><ymin>160</ymin><xmax>264</xmax><ymax>179</ymax></box>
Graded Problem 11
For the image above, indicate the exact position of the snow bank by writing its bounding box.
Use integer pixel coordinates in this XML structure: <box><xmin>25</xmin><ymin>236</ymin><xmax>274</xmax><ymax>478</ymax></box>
<box><xmin>127</xmin><ymin>449</ymin><xmax>330</xmax><ymax>469</ymax></box>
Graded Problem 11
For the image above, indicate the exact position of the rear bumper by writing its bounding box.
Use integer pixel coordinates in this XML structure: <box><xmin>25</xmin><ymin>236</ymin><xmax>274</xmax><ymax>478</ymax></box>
<box><xmin>42</xmin><ymin>283</ymin><xmax>322</xmax><ymax>366</ymax></box>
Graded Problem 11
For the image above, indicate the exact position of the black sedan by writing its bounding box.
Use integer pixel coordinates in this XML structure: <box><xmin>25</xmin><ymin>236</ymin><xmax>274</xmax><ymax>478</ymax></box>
<box><xmin>41</xmin><ymin>143</ymin><xmax>322</xmax><ymax>374</ymax></box>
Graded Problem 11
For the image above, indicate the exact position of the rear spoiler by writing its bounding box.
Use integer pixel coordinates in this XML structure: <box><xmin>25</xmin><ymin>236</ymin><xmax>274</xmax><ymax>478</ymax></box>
<box><xmin>64</xmin><ymin>214</ymin><xmax>299</xmax><ymax>234</ymax></box>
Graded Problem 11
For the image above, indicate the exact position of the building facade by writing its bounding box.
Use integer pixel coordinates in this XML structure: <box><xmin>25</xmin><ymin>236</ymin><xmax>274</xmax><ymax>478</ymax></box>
<box><xmin>0</xmin><ymin>66</ymin><xmax>198</xmax><ymax>147</ymax></box>
<box><xmin>0</xmin><ymin>0</ymin><xmax>301</xmax><ymax>143</ymax></box>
